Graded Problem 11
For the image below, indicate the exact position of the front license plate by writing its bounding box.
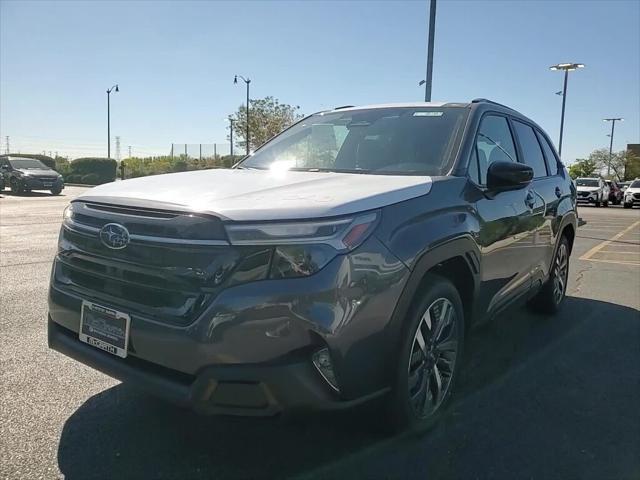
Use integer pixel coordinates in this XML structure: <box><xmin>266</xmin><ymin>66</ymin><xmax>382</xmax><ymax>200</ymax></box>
<box><xmin>79</xmin><ymin>301</ymin><xmax>130</xmax><ymax>358</ymax></box>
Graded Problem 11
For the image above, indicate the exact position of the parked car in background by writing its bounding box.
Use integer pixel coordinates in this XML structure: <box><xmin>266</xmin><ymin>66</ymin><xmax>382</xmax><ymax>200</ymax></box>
<box><xmin>606</xmin><ymin>180</ymin><xmax>623</xmax><ymax>205</ymax></box>
<box><xmin>575</xmin><ymin>177</ymin><xmax>609</xmax><ymax>207</ymax></box>
<box><xmin>619</xmin><ymin>181</ymin><xmax>631</xmax><ymax>192</ymax></box>
<box><xmin>623</xmin><ymin>179</ymin><xmax>640</xmax><ymax>209</ymax></box>
<box><xmin>48</xmin><ymin>99</ymin><xmax>577</xmax><ymax>432</ymax></box>
<box><xmin>0</xmin><ymin>156</ymin><xmax>64</xmax><ymax>195</ymax></box>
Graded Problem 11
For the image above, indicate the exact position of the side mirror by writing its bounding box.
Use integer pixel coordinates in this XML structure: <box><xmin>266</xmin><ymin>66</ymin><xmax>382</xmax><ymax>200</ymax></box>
<box><xmin>486</xmin><ymin>161</ymin><xmax>533</xmax><ymax>190</ymax></box>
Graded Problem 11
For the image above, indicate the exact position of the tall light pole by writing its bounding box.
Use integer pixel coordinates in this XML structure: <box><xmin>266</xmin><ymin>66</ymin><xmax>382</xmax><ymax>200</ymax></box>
<box><xmin>604</xmin><ymin>117</ymin><xmax>623</xmax><ymax>177</ymax></box>
<box><xmin>106</xmin><ymin>84</ymin><xmax>119</xmax><ymax>159</ymax></box>
<box><xmin>423</xmin><ymin>0</ymin><xmax>437</xmax><ymax>102</ymax></box>
<box><xmin>234</xmin><ymin>75</ymin><xmax>251</xmax><ymax>155</ymax></box>
<box><xmin>549</xmin><ymin>63</ymin><xmax>583</xmax><ymax>157</ymax></box>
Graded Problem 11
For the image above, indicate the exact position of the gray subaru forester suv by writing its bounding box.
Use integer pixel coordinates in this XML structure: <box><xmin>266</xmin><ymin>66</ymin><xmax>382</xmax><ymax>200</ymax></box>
<box><xmin>48</xmin><ymin>99</ymin><xmax>577</xmax><ymax>431</ymax></box>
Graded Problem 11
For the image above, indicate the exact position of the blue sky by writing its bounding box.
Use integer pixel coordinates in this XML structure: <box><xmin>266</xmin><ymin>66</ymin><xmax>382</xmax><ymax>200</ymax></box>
<box><xmin>1</xmin><ymin>0</ymin><xmax>638</xmax><ymax>162</ymax></box>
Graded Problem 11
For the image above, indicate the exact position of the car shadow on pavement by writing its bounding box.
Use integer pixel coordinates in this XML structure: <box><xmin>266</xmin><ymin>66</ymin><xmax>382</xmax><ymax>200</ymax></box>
<box><xmin>57</xmin><ymin>296</ymin><xmax>640</xmax><ymax>480</ymax></box>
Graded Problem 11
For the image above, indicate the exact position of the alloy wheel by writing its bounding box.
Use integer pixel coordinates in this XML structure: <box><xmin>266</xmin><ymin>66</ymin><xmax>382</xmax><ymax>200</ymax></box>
<box><xmin>407</xmin><ymin>297</ymin><xmax>458</xmax><ymax>418</ymax></box>
<box><xmin>553</xmin><ymin>243</ymin><xmax>569</xmax><ymax>304</ymax></box>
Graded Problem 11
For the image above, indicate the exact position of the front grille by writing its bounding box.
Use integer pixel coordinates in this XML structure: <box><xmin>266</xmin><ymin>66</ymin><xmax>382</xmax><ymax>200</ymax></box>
<box><xmin>579</xmin><ymin>191</ymin><xmax>591</xmax><ymax>197</ymax></box>
<box><xmin>55</xmin><ymin>201</ymin><xmax>238</xmax><ymax>326</ymax></box>
<box><xmin>634</xmin><ymin>193</ymin><xmax>640</xmax><ymax>199</ymax></box>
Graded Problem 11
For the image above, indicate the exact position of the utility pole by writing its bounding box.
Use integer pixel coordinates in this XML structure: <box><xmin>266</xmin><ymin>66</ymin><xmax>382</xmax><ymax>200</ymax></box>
<box><xmin>115</xmin><ymin>136</ymin><xmax>121</xmax><ymax>161</ymax></box>
<box><xmin>604</xmin><ymin>118</ymin><xmax>623</xmax><ymax>177</ymax></box>
<box><xmin>424</xmin><ymin>0</ymin><xmax>437</xmax><ymax>102</ymax></box>
<box><xmin>4</xmin><ymin>136</ymin><xmax>9</xmax><ymax>154</ymax></box>
<box><xmin>128</xmin><ymin>145</ymin><xmax>132</xmax><ymax>158</ymax></box>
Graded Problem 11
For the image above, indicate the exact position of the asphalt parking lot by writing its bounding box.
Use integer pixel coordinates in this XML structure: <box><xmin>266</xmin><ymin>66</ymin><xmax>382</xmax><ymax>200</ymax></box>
<box><xmin>1</xmin><ymin>187</ymin><xmax>639</xmax><ymax>480</ymax></box>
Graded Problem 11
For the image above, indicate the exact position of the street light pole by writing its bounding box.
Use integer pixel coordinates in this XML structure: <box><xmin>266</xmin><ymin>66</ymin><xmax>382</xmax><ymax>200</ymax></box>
<box><xmin>549</xmin><ymin>63</ymin><xmax>584</xmax><ymax>157</ymax></box>
<box><xmin>106</xmin><ymin>84</ymin><xmax>119</xmax><ymax>159</ymax></box>
<box><xmin>234</xmin><ymin>75</ymin><xmax>251</xmax><ymax>155</ymax></box>
<box><xmin>604</xmin><ymin>118</ymin><xmax>623</xmax><ymax>177</ymax></box>
<box><xmin>424</xmin><ymin>0</ymin><xmax>437</xmax><ymax>102</ymax></box>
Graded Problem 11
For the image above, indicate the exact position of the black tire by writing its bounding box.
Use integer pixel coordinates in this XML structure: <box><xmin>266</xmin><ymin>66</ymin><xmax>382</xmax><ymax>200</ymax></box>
<box><xmin>10</xmin><ymin>178</ymin><xmax>23</xmax><ymax>195</ymax></box>
<box><xmin>624</xmin><ymin>203</ymin><xmax>632</xmax><ymax>209</ymax></box>
<box><xmin>603</xmin><ymin>200</ymin><xmax>609</xmax><ymax>207</ymax></box>
<box><xmin>594</xmin><ymin>200</ymin><xmax>601</xmax><ymax>207</ymax></box>
<box><xmin>386</xmin><ymin>274</ymin><xmax>464</xmax><ymax>433</ymax></box>
<box><xmin>50</xmin><ymin>186</ymin><xmax>62</xmax><ymax>195</ymax></box>
<box><xmin>529</xmin><ymin>235</ymin><xmax>570</xmax><ymax>314</ymax></box>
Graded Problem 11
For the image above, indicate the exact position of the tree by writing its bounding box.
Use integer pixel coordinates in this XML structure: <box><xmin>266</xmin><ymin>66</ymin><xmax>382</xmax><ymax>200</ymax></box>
<box><xmin>619</xmin><ymin>149</ymin><xmax>640</xmax><ymax>180</ymax></box>
<box><xmin>568</xmin><ymin>158</ymin><xmax>599</xmax><ymax>179</ymax></box>
<box><xmin>229</xmin><ymin>96</ymin><xmax>303</xmax><ymax>151</ymax></box>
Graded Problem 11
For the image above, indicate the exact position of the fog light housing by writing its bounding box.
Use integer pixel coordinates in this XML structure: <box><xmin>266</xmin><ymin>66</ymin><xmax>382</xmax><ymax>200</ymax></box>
<box><xmin>312</xmin><ymin>348</ymin><xmax>340</xmax><ymax>393</ymax></box>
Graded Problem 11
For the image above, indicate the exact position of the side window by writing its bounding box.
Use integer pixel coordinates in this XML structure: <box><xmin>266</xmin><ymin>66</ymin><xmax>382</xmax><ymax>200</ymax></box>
<box><xmin>535</xmin><ymin>131</ymin><xmax>559</xmax><ymax>175</ymax></box>
<box><xmin>512</xmin><ymin>121</ymin><xmax>548</xmax><ymax>178</ymax></box>
<box><xmin>475</xmin><ymin>115</ymin><xmax>517</xmax><ymax>184</ymax></box>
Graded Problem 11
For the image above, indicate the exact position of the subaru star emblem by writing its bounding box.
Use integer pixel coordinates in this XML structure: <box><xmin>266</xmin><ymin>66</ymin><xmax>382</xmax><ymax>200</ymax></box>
<box><xmin>99</xmin><ymin>223</ymin><xmax>130</xmax><ymax>250</ymax></box>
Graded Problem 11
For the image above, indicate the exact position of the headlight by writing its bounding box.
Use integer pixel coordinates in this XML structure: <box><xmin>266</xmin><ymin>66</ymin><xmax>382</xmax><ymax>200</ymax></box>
<box><xmin>225</xmin><ymin>211</ymin><xmax>380</xmax><ymax>279</ymax></box>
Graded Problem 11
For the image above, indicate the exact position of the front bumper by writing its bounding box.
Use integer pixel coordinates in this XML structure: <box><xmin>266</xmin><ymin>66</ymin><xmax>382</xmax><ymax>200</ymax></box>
<box><xmin>48</xmin><ymin>235</ymin><xmax>408</xmax><ymax>415</ymax></box>
<box><xmin>48</xmin><ymin>319</ymin><xmax>386</xmax><ymax>415</ymax></box>
<box><xmin>20</xmin><ymin>176</ymin><xmax>64</xmax><ymax>191</ymax></box>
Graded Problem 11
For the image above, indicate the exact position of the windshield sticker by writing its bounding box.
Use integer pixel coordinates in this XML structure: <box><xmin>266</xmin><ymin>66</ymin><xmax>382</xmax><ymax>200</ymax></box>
<box><xmin>413</xmin><ymin>111</ymin><xmax>444</xmax><ymax>117</ymax></box>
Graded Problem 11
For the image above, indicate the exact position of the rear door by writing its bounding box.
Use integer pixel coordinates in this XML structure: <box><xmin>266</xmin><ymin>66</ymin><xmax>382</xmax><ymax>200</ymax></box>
<box><xmin>470</xmin><ymin>114</ymin><xmax>537</xmax><ymax>315</ymax></box>
<box><xmin>511</xmin><ymin>120</ymin><xmax>556</xmax><ymax>286</ymax></box>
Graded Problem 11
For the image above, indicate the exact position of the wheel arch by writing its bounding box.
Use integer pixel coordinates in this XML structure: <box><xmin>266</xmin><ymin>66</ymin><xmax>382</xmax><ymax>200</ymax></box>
<box><xmin>385</xmin><ymin>235</ymin><xmax>481</xmax><ymax>357</ymax></box>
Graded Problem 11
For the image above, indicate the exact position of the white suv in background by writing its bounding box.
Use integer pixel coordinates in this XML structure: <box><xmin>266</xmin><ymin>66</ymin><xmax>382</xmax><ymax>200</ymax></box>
<box><xmin>623</xmin><ymin>179</ymin><xmax>640</xmax><ymax>209</ymax></box>
<box><xmin>575</xmin><ymin>177</ymin><xmax>609</xmax><ymax>207</ymax></box>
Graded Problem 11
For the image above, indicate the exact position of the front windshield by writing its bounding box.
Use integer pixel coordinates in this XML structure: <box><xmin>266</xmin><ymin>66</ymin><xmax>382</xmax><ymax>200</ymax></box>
<box><xmin>9</xmin><ymin>159</ymin><xmax>48</xmax><ymax>169</ymax></box>
<box><xmin>576</xmin><ymin>178</ymin><xmax>599</xmax><ymax>187</ymax></box>
<box><xmin>240</xmin><ymin>107</ymin><xmax>469</xmax><ymax>175</ymax></box>
<box><xmin>630</xmin><ymin>180</ymin><xmax>640</xmax><ymax>188</ymax></box>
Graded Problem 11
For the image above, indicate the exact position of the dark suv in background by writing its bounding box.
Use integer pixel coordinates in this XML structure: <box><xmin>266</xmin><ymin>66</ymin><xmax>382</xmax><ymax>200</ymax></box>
<box><xmin>48</xmin><ymin>99</ymin><xmax>577</xmax><ymax>431</ymax></box>
<box><xmin>0</xmin><ymin>156</ymin><xmax>64</xmax><ymax>195</ymax></box>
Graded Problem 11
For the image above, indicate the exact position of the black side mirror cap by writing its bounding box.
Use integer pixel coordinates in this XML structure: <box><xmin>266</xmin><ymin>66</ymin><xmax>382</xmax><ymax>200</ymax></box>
<box><xmin>486</xmin><ymin>161</ymin><xmax>533</xmax><ymax>191</ymax></box>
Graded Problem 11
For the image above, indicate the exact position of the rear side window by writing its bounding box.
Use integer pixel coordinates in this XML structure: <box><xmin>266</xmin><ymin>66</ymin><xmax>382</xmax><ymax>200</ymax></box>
<box><xmin>513</xmin><ymin>121</ymin><xmax>548</xmax><ymax>178</ymax></box>
<box><xmin>472</xmin><ymin>115</ymin><xmax>518</xmax><ymax>184</ymax></box>
<box><xmin>535</xmin><ymin>131</ymin><xmax>559</xmax><ymax>175</ymax></box>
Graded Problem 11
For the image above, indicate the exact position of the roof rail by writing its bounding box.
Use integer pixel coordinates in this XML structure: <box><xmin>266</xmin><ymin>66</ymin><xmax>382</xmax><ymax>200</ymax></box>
<box><xmin>471</xmin><ymin>98</ymin><xmax>516</xmax><ymax>111</ymax></box>
<box><xmin>333</xmin><ymin>105</ymin><xmax>355</xmax><ymax>110</ymax></box>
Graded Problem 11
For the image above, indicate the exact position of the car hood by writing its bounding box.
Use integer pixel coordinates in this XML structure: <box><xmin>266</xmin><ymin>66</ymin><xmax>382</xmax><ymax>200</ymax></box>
<box><xmin>17</xmin><ymin>168</ymin><xmax>58</xmax><ymax>177</ymax></box>
<box><xmin>625</xmin><ymin>187</ymin><xmax>640</xmax><ymax>193</ymax></box>
<box><xmin>576</xmin><ymin>186</ymin><xmax>599</xmax><ymax>192</ymax></box>
<box><xmin>78</xmin><ymin>168</ymin><xmax>433</xmax><ymax>221</ymax></box>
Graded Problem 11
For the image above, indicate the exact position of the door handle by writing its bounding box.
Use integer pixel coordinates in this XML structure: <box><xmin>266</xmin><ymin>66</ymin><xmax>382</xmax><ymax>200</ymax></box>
<box><xmin>555</xmin><ymin>186</ymin><xmax>562</xmax><ymax>198</ymax></box>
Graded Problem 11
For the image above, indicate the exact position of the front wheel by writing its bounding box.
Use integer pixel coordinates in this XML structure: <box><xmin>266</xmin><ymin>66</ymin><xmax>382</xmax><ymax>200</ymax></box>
<box><xmin>50</xmin><ymin>186</ymin><xmax>62</xmax><ymax>195</ymax></box>
<box><xmin>387</xmin><ymin>275</ymin><xmax>464</xmax><ymax>433</ymax></box>
<box><xmin>529</xmin><ymin>236</ymin><xmax>570</xmax><ymax>314</ymax></box>
<box><xmin>624</xmin><ymin>202</ymin><xmax>633</xmax><ymax>209</ymax></box>
<box><xmin>603</xmin><ymin>199</ymin><xmax>609</xmax><ymax>207</ymax></box>
<box><xmin>10</xmin><ymin>179</ymin><xmax>24</xmax><ymax>195</ymax></box>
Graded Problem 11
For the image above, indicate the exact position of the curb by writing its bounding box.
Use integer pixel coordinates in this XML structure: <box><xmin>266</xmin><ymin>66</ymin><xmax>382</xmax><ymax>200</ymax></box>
<box><xmin>65</xmin><ymin>183</ymin><xmax>96</xmax><ymax>188</ymax></box>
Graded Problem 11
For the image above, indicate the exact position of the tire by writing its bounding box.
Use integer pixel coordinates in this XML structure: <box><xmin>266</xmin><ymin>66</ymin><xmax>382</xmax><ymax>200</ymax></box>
<box><xmin>603</xmin><ymin>200</ymin><xmax>609</xmax><ymax>207</ymax></box>
<box><xmin>50</xmin><ymin>186</ymin><xmax>62</xmax><ymax>195</ymax></box>
<box><xmin>10</xmin><ymin>178</ymin><xmax>23</xmax><ymax>195</ymax></box>
<box><xmin>529</xmin><ymin>235</ymin><xmax>570</xmax><ymax>314</ymax></box>
<box><xmin>386</xmin><ymin>274</ymin><xmax>464</xmax><ymax>433</ymax></box>
<box><xmin>624</xmin><ymin>203</ymin><xmax>632</xmax><ymax>209</ymax></box>
<box><xmin>594</xmin><ymin>201</ymin><xmax>601</xmax><ymax>207</ymax></box>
